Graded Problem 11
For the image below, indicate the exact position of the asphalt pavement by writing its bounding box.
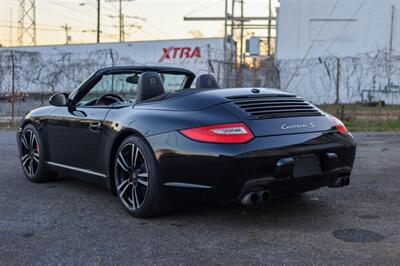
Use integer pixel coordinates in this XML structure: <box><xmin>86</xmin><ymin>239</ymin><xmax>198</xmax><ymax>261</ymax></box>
<box><xmin>0</xmin><ymin>130</ymin><xmax>399</xmax><ymax>265</ymax></box>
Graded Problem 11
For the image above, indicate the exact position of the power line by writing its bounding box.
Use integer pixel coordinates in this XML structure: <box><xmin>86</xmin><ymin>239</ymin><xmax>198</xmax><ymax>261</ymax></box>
<box><xmin>36</xmin><ymin>6</ymin><xmax>115</xmax><ymax>28</ymax></box>
<box><xmin>37</xmin><ymin>2</ymin><xmax>116</xmax><ymax>27</ymax></box>
<box><xmin>184</xmin><ymin>0</ymin><xmax>224</xmax><ymax>17</ymax></box>
<box><xmin>322</xmin><ymin>0</ymin><xmax>368</xmax><ymax>55</ymax></box>
<box><xmin>106</xmin><ymin>0</ymin><xmax>142</xmax><ymax>42</ymax></box>
<box><xmin>183</xmin><ymin>0</ymin><xmax>279</xmax><ymax>87</ymax></box>
<box><xmin>0</xmin><ymin>19</ymin><xmax>91</xmax><ymax>30</ymax></box>
<box><xmin>36</xmin><ymin>6</ymin><xmax>94</xmax><ymax>26</ymax></box>
<box><xmin>291</xmin><ymin>0</ymin><xmax>368</xmax><ymax>92</ymax></box>
<box><xmin>85</xmin><ymin>0</ymin><xmax>119</xmax><ymax>13</ymax></box>
<box><xmin>142</xmin><ymin>21</ymin><xmax>172</xmax><ymax>38</ymax></box>
<box><xmin>283</xmin><ymin>0</ymin><xmax>340</xmax><ymax>90</ymax></box>
<box><xmin>48</xmin><ymin>1</ymin><xmax>97</xmax><ymax>19</ymax></box>
<box><xmin>0</xmin><ymin>23</ymin><xmax>95</xmax><ymax>33</ymax></box>
<box><xmin>47</xmin><ymin>0</ymin><xmax>102</xmax><ymax>42</ymax></box>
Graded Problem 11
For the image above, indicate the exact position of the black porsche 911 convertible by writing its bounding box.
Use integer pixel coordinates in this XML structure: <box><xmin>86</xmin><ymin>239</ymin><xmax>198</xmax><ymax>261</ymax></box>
<box><xmin>17</xmin><ymin>66</ymin><xmax>356</xmax><ymax>218</ymax></box>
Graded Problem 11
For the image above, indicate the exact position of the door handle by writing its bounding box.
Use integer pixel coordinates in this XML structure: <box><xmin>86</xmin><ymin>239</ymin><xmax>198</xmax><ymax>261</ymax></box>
<box><xmin>89</xmin><ymin>122</ymin><xmax>101</xmax><ymax>132</ymax></box>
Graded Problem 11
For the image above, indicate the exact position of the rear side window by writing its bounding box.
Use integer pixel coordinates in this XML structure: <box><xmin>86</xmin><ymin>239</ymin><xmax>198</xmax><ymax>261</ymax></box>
<box><xmin>160</xmin><ymin>73</ymin><xmax>187</xmax><ymax>92</ymax></box>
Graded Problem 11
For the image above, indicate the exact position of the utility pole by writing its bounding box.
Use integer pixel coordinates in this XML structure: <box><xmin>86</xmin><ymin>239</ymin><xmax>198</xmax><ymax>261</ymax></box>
<box><xmin>106</xmin><ymin>0</ymin><xmax>136</xmax><ymax>42</ymax></box>
<box><xmin>224</xmin><ymin>0</ymin><xmax>228</xmax><ymax>87</ymax></box>
<box><xmin>230</xmin><ymin>0</ymin><xmax>235</xmax><ymax>39</ymax></box>
<box><xmin>239</xmin><ymin>0</ymin><xmax>244</xmax><ymax>86</ymax></box>
<box><xmin>183</xmin><ymin>1</ymin><xmax>277</xmax><ymax>87</ymax></box>
<box><xmin>17</xmin><ymin>0</ymin><xmax>24</xmax><ymax>45</ymax></box>
<box><xmin>335</xmin><ymin>57</ymin><xmax>341</xmax><ymax>116</ymax></box>
<box><xmin>61</xmin><ymin>24</ymin><xmax>71</xmax><ymax>44</ymax></box>
<box><xmin>252</xmin><ymin>56</ymin><xmax>257</xmax><ymax>87</ymax></box>
<box><xmin>267</xmin><ymin>0</ymin><xmax>272</xmax><ymax>56</ymax></box>
<box><xmin>97</xmin><ymin>0</ymin><xmax>100</xmax><ymax>43</ymax></box>
<box><xmin>32</xmin><ymin>0</ymin><xmax>36</xmax><ymax>45</ymax></box>
<box><xmin>109</xmin><ymin>14</ymin><xmax>144</xmax><ymax>42</ymax></box>
<box><xmin>10</xmin><ymin>51</ymin><xmax>15</xmax><ymax>123</ymax></box>
<box><xmin>9</xmin><ymin>8</ymin><xmax>13</xmax><ymax>46</ymax></box>
<box><xmin>230</xmin><ymin>0</ymin><xmax>236</xmax><ymax>86</ymax></box>
<box><xmin>119</xmin><ymin>0</ymin><xmax>124</xmax><ymax>42</ymax></box>
<box><xmin>388</xmin><ymin>5</ymin><xmax>395</xmax><ymax>87</ymax></box>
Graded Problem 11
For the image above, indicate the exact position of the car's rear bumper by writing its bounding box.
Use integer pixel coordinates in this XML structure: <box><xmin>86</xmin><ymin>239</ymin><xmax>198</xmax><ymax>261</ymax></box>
<box><xmin>147</xmin><ymin>130</ymin><xmax>356</xmax><ymax>202</ymax></box>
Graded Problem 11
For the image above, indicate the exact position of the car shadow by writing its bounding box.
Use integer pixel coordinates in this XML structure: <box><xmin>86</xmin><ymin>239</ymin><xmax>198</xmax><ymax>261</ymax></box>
<box><xmin>51</xmin><ymin>175</ymin><xmax>336</xmax><ymax>230</ymax></box>
<box><xmin>156</xmin><ymin>192</ymin><xmax>337</xmax><ymax>231</ymax></box>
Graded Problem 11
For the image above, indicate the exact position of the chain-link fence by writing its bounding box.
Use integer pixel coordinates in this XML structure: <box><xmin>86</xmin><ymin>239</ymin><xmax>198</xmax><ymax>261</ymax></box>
<box><xmin>1</xmin><ymin>47</ymin><xmax>399</xmax><ymax>130</ymax></box>
<box><xmin>210</xmin><ymin>57</ymin><xmax>280</xmax><ymax>89</ymax></box>
<box><xmin>0</xmin><ymin>49</ymin><xmax>138</xmax><ymax>122</ymax></box>
<box><xmin>0</xmin><ymin>49</ymin><xmax>280</xmax><ymax>123</ymax></box>
<box><xmin>278</xmin><ymin>49</ymin><xmax>400</xmax><ymax>105</ymax></box>
<box><xmin>277</xmin><ymin>49</ymin><xmax>400</xmax><ymax>128</ymax></box>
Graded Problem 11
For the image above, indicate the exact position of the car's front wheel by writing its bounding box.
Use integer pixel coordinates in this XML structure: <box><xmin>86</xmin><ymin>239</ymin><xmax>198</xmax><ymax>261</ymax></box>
<box><xmin>114</xmin><ymin>135</ymin><xmax>171</xmax><ymax>218</ymax></box>
<box><xmin>19</xmin><ymin>124</ymin><xmax>57</xmax><ymax>182</ymax></box>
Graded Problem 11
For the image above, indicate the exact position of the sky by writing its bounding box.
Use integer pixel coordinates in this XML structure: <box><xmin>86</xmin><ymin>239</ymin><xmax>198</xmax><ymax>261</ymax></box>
<box><xmin>0</xmin><ymin>0</ymin><xmax>278</xmax><ymax>47</ymax></box>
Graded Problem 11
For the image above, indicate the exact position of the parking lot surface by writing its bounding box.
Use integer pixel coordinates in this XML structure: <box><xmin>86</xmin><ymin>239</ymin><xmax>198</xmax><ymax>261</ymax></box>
<box><xmin>0</xmin><ymin>130</ymin><xmax>399</xmax><ymax>265</ymax></box>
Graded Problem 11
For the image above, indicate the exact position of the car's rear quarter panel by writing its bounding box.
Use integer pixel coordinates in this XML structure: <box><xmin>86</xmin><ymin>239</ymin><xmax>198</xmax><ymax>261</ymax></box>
<box><xmin>129</xmin><ymin>90</ymin><xmax>356</xmax><ymax>202</ymax></box>
<box><xmin>147</xmin><ymin>129</ymin><xmax>356</xmax><ymax>202</ymax></box>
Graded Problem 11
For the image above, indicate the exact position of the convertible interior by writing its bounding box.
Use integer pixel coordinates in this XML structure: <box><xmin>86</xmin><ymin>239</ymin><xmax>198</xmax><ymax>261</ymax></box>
<box><xmin>79</xmin><ymin>71</ymin><xmax>220</xmax><ymax>107</ymax></box>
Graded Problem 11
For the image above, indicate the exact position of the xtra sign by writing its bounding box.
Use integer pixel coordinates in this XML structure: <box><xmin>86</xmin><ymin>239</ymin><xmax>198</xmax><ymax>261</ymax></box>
<box><xmin>158</xmin><ymin>46</ymin><xmax>201</xmax><ymax>63</ymax></box>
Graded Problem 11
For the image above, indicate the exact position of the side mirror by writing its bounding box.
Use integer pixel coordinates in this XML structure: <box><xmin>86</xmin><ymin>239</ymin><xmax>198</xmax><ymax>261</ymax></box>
<box><xmin>49</xmin><ymin>93</ymin><xmax>69</xmax><ymax>106</ymax></box>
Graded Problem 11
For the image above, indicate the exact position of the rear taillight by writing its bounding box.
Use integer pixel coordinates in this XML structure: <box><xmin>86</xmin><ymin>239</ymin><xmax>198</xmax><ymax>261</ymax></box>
<box><xmin>329</xmin><ymin>116</ymin><xmax>349</xmax><ymax>134</ymax></box>
<box><xmin>180</xmin><ymin>122</ymin><xmax>254</xmax><ymax>143</ymax></box>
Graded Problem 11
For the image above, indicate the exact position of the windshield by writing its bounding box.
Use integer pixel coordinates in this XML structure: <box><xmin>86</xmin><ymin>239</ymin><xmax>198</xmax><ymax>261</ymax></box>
<box><xmin>78</xmin><ymin>72</ymin><xmax>188</xmax><ymax>106</ymax></box>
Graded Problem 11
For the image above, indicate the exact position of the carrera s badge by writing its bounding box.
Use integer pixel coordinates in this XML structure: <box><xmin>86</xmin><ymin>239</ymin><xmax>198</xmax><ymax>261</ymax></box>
<box><xmin>281</xmin><ymin>122</ymin><xmax>316</xmax><ymax>130</ymax></box>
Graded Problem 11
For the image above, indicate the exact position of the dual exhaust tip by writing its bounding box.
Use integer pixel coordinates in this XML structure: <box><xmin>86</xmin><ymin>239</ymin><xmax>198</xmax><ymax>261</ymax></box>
<box><xmin>241</xmin><ymin>176</ymin><xmax>351</xmax><ymax>205</ymax></box>
<box><xmin>241</xmin><ymin>190</ymin><xmax>271</xmax><ymax>205</ymax></box>
<box><xmin>329</xmin><ymin>176</ymin><xmax>351</xmax><ymax>188</ymax></box>
<box><xmin>342</xmin><ymin>177</ymin><xmax>350</xmax><ymax>186</ymax></box>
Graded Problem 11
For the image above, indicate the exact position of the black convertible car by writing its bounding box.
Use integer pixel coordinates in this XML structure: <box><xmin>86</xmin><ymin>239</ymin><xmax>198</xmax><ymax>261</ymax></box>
<box><xmin>17</xmin><ymin>66</ymin><xmax>356</xmax><ymax>218</ymax></box>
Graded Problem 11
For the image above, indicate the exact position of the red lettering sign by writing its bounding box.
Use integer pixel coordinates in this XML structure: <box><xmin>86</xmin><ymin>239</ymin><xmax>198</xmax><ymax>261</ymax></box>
<box><xmin>158</xmin><ymin>46</ymin><xmax>202</xmax><ymax>63</ymax></box>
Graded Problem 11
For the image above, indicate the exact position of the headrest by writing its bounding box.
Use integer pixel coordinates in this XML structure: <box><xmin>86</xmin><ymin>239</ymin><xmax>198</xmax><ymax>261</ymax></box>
<box><xmin>136</xmin><ymin>72</ymin><xmax>165</xmax><ymax>102</ymax></box>
<box><xmin>195</xmin><ymin>74</ymin><xmax>219</xmax><ymax>89</ymax></box>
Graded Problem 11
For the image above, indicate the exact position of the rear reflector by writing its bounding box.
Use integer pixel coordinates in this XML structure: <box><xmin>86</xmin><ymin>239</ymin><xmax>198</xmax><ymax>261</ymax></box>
<box><xmin>180</xmin><ymin>122</ymin><xmax>254</xmax><ymax>143</ymax></box>
<box><xmin>329</xmin><ymin>116</ymin><xmax>349</xmax><ymax>134</ymax></box>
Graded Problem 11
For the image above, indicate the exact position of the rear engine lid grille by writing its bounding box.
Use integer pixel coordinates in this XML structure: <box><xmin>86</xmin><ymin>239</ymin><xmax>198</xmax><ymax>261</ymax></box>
<box><xmin>227</xmin><ymin>95</ymin><xmax>322</xmax><ymax>119</ymax></box>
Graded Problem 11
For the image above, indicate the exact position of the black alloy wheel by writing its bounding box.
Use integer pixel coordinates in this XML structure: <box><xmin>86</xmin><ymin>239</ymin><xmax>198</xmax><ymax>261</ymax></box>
<box><xmin>20</xmin><ymin>128</ymin><xmax>40</xmax><ymax>177</ymax></box>
<box><xmin>115</xmin><ymin>142</ymin><xmax>149</xmax><ymax>211</ymax></box>
<box><xmin>20</xmin><ymin>124</ymin><xmax>56</xmax><ymax>182</ymax></box>
<box><xmin>114</xmin><ymin>135</ymin><xmax>172</xmax><ymax>218</ymax></box>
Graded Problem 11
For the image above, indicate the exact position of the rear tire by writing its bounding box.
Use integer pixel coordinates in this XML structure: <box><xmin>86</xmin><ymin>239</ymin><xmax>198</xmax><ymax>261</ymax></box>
<box><xmin>19</xmin><ymin>124</ymin><xmax>57</xmax><ymax>182</ymax></box>
<box><xmin>114</xmin><ymin>135</ymin><xmax>172</xmax><ymax>218</ymax></box>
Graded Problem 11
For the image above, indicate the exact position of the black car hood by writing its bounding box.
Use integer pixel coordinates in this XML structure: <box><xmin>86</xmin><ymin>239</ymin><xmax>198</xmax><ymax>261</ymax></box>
<box><xmin>134</xmin><ymin>88</ymin><xmax>291</xmax><ymax>111</ymax></box>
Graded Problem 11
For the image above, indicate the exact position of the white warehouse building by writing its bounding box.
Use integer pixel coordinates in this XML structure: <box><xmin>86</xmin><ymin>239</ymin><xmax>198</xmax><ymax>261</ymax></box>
<box><xmin>276</xmin><ymin>0</ymin><xmax>400</xmax><ymax>104</ymax></box>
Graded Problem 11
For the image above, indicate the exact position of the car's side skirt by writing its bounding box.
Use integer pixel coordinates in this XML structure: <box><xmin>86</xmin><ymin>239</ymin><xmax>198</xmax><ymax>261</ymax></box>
<box><xmin>46</xmin><ymin>161</ymin><xmax>111</xmax><ymax>189</ymax></box>
<box><xmin>164</xmin><ymin>182</ymin><xmax>212</xmax><ymax>189</ymax></box>
<box><xmin>47</xmin><ymin>161</ymin><xmax>106</xmax><ymax>177</ymax></box>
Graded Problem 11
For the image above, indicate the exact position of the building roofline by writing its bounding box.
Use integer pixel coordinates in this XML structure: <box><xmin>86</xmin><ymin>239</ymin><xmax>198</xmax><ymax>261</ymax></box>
<box><xmin>0</xmin><ymin>37</ymin><xmax>225</xmax><ymax>50</ymax></box>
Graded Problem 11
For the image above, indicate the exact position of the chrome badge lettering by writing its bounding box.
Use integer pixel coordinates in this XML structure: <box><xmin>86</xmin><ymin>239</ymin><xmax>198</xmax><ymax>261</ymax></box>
<box><xmin>281</xmin><ymin>122</ymin><xmax>316</xmax><ymax>130</ymax></box>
